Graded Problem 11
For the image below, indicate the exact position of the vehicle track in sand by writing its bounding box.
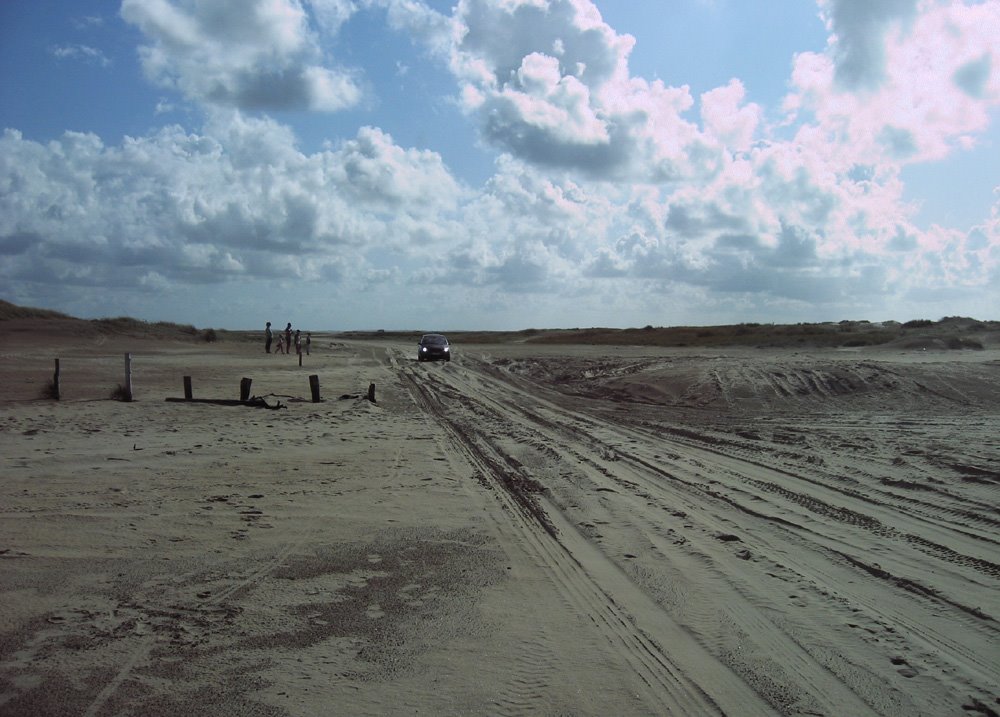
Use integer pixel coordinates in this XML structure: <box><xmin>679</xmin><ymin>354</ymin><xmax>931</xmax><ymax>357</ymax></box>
<box><xmin>390</xmin><ymin>348</ymin><xmax>1000</xmax><ymax>716</ymax></box>
<box><xmin>391</xmin><ymin>348</ymin><xmax>777</xmax><ymax>716</ymax></box>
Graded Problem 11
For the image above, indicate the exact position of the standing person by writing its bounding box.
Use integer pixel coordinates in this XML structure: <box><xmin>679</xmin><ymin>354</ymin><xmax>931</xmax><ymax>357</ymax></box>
<box><xmin>264</xmin><ymin>321</ymin><xmax>273</xmax><ymax>353</ymax></box>
<box><xmin>294</xmin><ymin>330</ymin><xmax>302</xmax><ymax>355</ymax></box>
<box><xmin>305</xmin><ymin>332</ymin><xmax>311</xmax><ymax>356</ymax></box>
<box><xmin>275</xmin><ymin>333</ymin><xmax>285</xmax><ymax>354</ymax></box>
<box><xmin>284</xmin><ymin>323</ymin><xmax>292</xmax><ymax>353</ymax></box>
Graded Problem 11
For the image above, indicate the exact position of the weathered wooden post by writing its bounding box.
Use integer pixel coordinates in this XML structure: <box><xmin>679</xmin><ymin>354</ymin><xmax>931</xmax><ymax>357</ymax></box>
<box><xmin>298</xmin><ymin>352</ymin><xmax>303</xmax><ymax>367</ymax></box>
<box><xmin>124</xmin><ymin>353</ymin><xmax>133</xmax><ymax>402</ymax></box>
<box><xmin>53</xmin><ymin>359</ymin><xmax>61</xmax><ymax>400</ymax></box>
<box><xmin>183</xmin><ymin>376</ymin><xmax>193</xmax><ymax>400</ymax></box>
<box><xmin>240</xmin><ymin>377</ymin><xmax>252</xmax><ymax>402</ymax></box>
<box><xmin>367</xmin><ymin>382</ymin><xmax>376</xmax><ymax>403</ymax></box>
<box><xmin>309</xmin><ymin>374</ymin><xmax>321</xmax><ymax>403</ymax></box>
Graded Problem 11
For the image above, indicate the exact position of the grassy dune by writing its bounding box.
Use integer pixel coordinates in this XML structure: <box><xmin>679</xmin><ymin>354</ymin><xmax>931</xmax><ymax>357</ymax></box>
<box><xmin>0</xmin><ymin>300</ymin><xmax>233</xmax><ymax>343</ymax></box>
<box><xmin>3</xmin><ymin>299</ymin><xmax>997</xmax><ymax>349</ymax></box>
<box><xmin>343</xmin><ymin>317</ymin><xmax>999</xmax><ymax>350</ymax></box>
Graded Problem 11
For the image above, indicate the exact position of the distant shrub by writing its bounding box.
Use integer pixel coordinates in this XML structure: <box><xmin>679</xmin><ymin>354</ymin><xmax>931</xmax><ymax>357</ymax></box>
<box><xmin>202</xmin><ymin>328</ymin><xmax>217</xmax><ymax>342</ymax></box>
<box><xmin>0</xmin><ymin>300</ymin><xmax>71</xmax><ymax>320</ymax></box>
<box><xmin>902</xmin><ymin>319</ymin><xmax>933</xmax><ymax>328</ymax></box>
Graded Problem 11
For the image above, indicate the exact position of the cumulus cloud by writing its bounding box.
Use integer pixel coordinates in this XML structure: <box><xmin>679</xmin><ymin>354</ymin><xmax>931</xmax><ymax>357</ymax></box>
<box><xmin>0</xmin><ymin>117</ymin><xmax>462</xmax><ymax>292</ymax></box>
<box><xmin>449</xmin><ymin>0</ymin><xmax>721</xmax><ymax>181</ymax></box>
<box><xmin>120</xmin><ymin>0</ymin><xmax>362</xmax><ymax>111</ymax></box>
<box><xmin>700</xmin><ymin>80</ymin><xmax>761</xmax><ymax>154</ymax></box>
<box><xmin>376</xmin><ymin>0</ymin><xmax>453</xmax><ymax>53</ymax></box>
<box><xmin>787</xmin><ymin>0</ymin><xmax>1000</xmax><ymax>166</ymax></box>
<box><xmin>820</xmin><ymin>0</ymin><xmax>920</xmax><ymax>90</ymax></box>
<box><xmin>4</xmin><ymin>0</ymin><xmax>998</xmax><ymax>325</ymax></box>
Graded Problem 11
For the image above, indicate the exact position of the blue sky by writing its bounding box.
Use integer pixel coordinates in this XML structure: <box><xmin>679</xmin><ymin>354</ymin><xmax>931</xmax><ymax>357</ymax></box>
<box><xmin>1</xmin><ymin>0</ymin><xmax>998</xmax><ymax>330</ymax></box>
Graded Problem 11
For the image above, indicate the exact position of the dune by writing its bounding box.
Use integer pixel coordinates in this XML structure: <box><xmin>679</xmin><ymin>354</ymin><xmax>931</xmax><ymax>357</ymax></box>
<box><xmin>1</xmin><ymin>314</ymin><xmax>998</xmax><ymax>715</ymax></box>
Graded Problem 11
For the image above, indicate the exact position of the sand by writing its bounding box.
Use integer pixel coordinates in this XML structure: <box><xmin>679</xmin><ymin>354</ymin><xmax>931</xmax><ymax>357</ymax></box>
<box><xmin>1</xmin><ymin>327</ymin><xmax>998</xmax><ymax>716</ymax></box>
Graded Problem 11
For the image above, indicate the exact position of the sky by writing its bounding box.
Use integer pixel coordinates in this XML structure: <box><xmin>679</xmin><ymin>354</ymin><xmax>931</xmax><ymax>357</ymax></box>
<box><xmin>1</xmin><ymin>0</ymin><xmax>998</xmax><ymax>331</ymax></box>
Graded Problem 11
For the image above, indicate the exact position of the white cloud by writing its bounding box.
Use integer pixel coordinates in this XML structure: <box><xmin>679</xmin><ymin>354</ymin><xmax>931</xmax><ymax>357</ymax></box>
<box><xmin>50</xmin><ymin>44</ymin><xmax>111</xmax><ymax>67</ymax></box>
<box><xmin>72</xmin><ymin>15</ymin><xmax>106</xmax><ymax>29</ymax></box>
<box><xmin>375</xmin><ymin>0</ymin><xmax>453</xmax><ymax>54</ymax></box>
<box><xmin>819</xmin><ymin>0</ymin><xmax>920</xmax><ymax>90</ymax></box>
<box><xmin>306</xmin><ymin>0</ymin><xmax>358</xmax><ymax>35</ymax></box>
<box><xmin>788</xmin><ymin>0</ymin><xmax>1000</xmax><ymax>166</ymax></box>
<box><xmin>449</xmin><ymin>0</ymin><xmax>719</xmax><ymax>181</ymax></box>
<box><xmin>0</xmin><ymin>116</ymin><xmax>462</xmax><ymax>294</ymax></box>
<box><xmin>700</xmin><ymin>80</ymin><xmax>761</xmax><ymax>154</ymax></box>
<box><xmin>120</xmin><ymin>0</ymin><xmax>362</xmax><ymax>111</ymax></box>
<box><xmin>4</xmin><ymin>0</ymin><xmax>998</xmax><ymax>327</ymax></box>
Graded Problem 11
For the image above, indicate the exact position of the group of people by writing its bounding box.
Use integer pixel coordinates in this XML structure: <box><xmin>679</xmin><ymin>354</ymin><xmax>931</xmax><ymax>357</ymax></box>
<box><xmin>264</xmin><ymin>321</ymin><xmax>311</xmax><ymax>356</ymax></box>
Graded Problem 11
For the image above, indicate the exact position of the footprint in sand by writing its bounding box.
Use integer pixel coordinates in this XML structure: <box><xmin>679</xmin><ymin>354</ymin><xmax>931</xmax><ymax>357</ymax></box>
<box><xmin>891</xmin><ymin>656</ymin><xmax>919</xmax><ymax>678</ymax></box>
<box><xmin>365</xmin><ymin>603</ymin><xmax>384</xmax><ymax>619</ymax></box>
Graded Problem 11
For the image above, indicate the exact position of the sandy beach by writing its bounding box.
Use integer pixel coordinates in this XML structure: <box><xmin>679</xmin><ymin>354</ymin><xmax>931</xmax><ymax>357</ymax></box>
<box><xmin>1</xmin><ymin>323</ymin><xmax>998</xmax><ymax>716</ymax></box>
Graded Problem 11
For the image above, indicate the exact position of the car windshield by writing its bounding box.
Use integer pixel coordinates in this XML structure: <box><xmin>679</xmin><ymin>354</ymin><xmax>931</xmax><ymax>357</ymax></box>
<box><xmin>421</xmin><ymin>335</ymin><xmax>448</xmax><ymax>346</ymax></box>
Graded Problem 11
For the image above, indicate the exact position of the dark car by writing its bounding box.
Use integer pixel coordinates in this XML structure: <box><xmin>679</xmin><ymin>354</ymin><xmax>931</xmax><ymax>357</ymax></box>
<box><xmin>417</xmin><ymin>333</ymin><xmax>451</xmax><ymax>362</ymax></box>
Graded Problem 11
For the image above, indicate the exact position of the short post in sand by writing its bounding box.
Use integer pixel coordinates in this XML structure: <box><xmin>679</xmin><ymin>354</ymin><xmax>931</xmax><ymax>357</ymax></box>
<box><xmin>53</xmin><ymin>359</ymin><xmax>61</xmax><ymax>400</ymax></box>
<box><xmin>367</xmin><ymin>382</ymin><xmax>376</xmax><ymax>403</ymax></box>
<box><xmin>309</xmin><ymin>374</ymin><xmax>321</xmax><ymax>403</ymax></box>
<box><xmin>239</xmin><ymin>377</ymin><xmax>252</xmax><ymax>402</ymax></box>
<box><xmin>124</xmin><ymin>353</ymin><xmax>133</xmax><ymax>402</ymax></box>
<box><xmin>183</xmin><ymin>376</ymin><xmax>193</xmax><ymax>401</ymax></box>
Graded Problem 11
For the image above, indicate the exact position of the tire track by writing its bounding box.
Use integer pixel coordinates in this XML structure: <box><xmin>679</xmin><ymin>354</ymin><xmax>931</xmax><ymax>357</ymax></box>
<box><xmin>491</xmin><ymin>637</ymin><xmax>558</xmax><ymax>716</ymax></box>
<box><xmin>401</xmin><ymin>349</ymin><xmax>1000</xmax><ymax>713</ymax></box>
<box><xmin>395</xmin><ymin>352</ymin><xmax>775</xmax><ymax>716</ymax></box>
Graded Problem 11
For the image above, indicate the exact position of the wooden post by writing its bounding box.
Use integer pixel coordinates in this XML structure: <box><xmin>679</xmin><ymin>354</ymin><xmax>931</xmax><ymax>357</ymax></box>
<box><xmin>240</xmin><ymin>377</ymin><xmax>252</xmax><ymax>402</ymax></box>
<box><xmin>124</xmin><ymin>353</ymin><xmax>133</xmax><ymax>402</ymax></box>
<box><xmin>309</xmin><ymin>374</ymin><xmax>321</xmax><ymax>403</ymax></box>
<box><xmin>53</xmin><ymin>359</ymin><xmax>61</xmax><ymax>400</ymax></box>
<box><xmin>367</xmin><ymin>382</ymin><xmax>376</xmax><ymax>403</ymax></box>
<box><xmin>183</xmin><ymin>376</ymin><xmax>193</xmax><ymax>400</ymax></box>
<box><xmin>298</xmin><ymin>352</ymin><xmax>303</xmax><ymax>367</ymax></box>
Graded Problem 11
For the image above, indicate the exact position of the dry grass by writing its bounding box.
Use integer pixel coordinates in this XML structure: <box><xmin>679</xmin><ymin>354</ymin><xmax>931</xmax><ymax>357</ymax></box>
<box><xmin>1</xmin><ymin>300</ymin><xmax>238</xmax><ymax>343</ymax></box>
<box><xmin>339</xmin><ymin>319</ymin><xmax>999</xmax><ymax>350</ymax></box>
<box><xmin>0</xmin><ymin>300</ymin><xmax>71</xmax><ymax>321</ymax></box>
<box><xmin>4</xmin><ymin>299</ymin><xmax>997</xmax><ymax>349</ymax></box>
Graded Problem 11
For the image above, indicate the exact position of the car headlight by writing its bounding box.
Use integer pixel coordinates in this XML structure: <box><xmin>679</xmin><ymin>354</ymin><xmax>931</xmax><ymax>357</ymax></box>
<box><xmin>443</xmin><ymin>347</ymin><xmax>449</xmax><ymax>351</ymax></box>
<box><xmin>421</xmin><ymin>346</ymin><xmax>427</xmax><ymax>351</ymax></box>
